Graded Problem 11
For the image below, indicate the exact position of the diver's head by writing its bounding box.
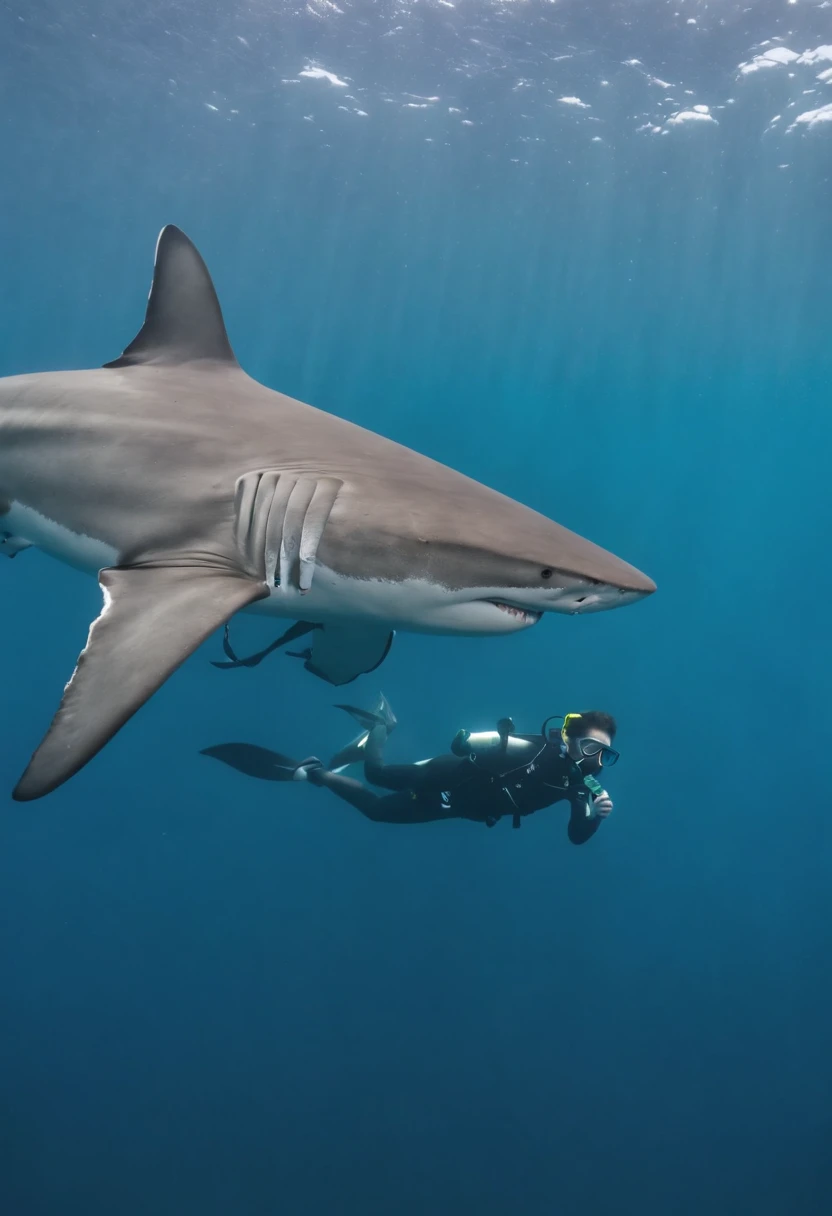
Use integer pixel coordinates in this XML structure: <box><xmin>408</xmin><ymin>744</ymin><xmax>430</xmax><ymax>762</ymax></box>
<box><xmin>561</xmin><ymin>710</ymin><xmax>618</xmax><ymax>774</ymax></box>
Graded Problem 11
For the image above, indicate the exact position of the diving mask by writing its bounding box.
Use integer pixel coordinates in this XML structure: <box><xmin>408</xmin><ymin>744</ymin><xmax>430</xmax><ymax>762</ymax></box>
<box><xmin>574</xmin><ymin>737</ymin><xmax>619</xmax><ymax>768</ymax></box>
<box><xmin>541</xmin><ymin>714</ymin><xmax>619</xmax><ymax>768</ymax></box>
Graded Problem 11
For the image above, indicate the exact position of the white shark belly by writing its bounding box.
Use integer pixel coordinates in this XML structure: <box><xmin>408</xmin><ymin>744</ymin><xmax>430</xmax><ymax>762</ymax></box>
<box><xmin>242</xmin><ymin>561</ymin><xmax>539</xmax><ymax>636</ymax></box>
<box><xmin>241</xmin><ymin>566</ymin><xmax>396</xmax><ymax>623</ymax></box>
<box><xmin>1</xmin><ymin>501</ymin><xmax>119</xmax><ymax>574</ymax></box>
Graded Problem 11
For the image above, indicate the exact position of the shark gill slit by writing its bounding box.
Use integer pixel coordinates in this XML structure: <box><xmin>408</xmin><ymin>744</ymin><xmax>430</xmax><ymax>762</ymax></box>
<box><xmin>234</xmin><ymin>469</ymin><xmax>342</xmax><ymax>593</ymax></box>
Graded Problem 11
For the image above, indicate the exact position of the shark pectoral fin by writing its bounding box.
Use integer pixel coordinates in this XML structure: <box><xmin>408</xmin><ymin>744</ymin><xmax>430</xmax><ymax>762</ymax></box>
<box><xmin>289</xmin><ymin>623</ymin><xmax>395</xmax><ymax>687</ymax></box>
<box><xmin>0</xmin><ymin>534</ymin><xmax>33</xmax><ymax>558</ymax></box>
<box><xmin>12</xmin><ymin>566</ymin><xmax>269</xmax><ymax>802</ymax></box>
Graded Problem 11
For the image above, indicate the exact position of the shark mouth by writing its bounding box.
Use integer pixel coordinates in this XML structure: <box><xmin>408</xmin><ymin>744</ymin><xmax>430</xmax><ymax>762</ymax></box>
<box><xmin>488</xmin><ymin>600</ymin><xmax>543</xmax><ymax>626</ymax></box>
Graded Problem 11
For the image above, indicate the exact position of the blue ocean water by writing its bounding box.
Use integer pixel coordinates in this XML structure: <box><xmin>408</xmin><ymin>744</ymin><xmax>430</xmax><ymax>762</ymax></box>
<box><xmin>1</xmin><ymin>2</ymin><xmax>831</xmax><ymax>1212</ymax></box>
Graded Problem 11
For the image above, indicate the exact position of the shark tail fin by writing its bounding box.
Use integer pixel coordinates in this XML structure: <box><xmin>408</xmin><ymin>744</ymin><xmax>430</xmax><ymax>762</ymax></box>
<box><xmin>328</xmin><ymin>693</ymin><xmax>397</xmax><ymax>769</ymax></box>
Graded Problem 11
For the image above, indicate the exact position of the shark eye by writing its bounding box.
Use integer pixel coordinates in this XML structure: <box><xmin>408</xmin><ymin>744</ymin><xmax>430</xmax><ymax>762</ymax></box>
<box><xmin>541</xmin><ymin>568</ymin><xmax>553</xmax><ymax>579</ymax></box>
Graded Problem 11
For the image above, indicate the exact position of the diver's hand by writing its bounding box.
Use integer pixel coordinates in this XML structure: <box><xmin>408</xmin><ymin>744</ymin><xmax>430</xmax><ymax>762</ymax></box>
<box><xmin>592</xmin><ymin>793</ymin><xmax>613</xmax><ymax>818</ymax></box>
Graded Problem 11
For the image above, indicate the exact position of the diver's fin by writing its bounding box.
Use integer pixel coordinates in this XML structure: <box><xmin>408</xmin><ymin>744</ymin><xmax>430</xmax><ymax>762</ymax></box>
<box><xmin>328</xmin><ymin>729</ymin><xmax>370</xmax><ymax>771</ymax></box>
<box><xmin>103</xmin><ymin>226</ymin><xmax>238</xmax><ymax>369</ymax></box>
<box><xmin>375</xmin><ymin>692</ymin><xmax>397</xmax><ymax>733</ymax></box>
<box><xmin>12</xmin><ymin>565</ymin><xmax>268</xmax><ymax>801</ymax></box>
<box><xmin>328</xmin><ymin>693</ymin><xmax>397</xmax><ymax>768</ymax></box>
<box><xmin>289</xmin><ymin>623</ymin><xmax>394</xmax><ymax>687</ymax></box>
<box><xmin>334</xmin><ymin>692</ymin><xmax>397</xmax><ymax>734</ymax></box>
<box><xmin>0</xmin><ymin>534</ymin><xmax>33</xmax><ymax>558</ymax></box>
<box><xmin>334</xmin><ymin>706</ymin><xmax>380</xmax><ymax>730</ymax></box>
<box><xmin>200</xmin><ymin>743</ymin><xmax>299</xmax><ymax>782</ymax></box>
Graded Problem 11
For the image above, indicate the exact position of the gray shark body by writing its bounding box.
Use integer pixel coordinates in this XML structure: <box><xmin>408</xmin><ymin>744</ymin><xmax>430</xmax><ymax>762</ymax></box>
<box><xmin>0</xmin><ymin>227</ymin><xmax>655</xmax><ymax>801</ymax></box>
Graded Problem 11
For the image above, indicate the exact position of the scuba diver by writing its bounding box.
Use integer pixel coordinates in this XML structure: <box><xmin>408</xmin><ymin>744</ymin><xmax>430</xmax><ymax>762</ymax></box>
<box><xmin>200</xmin><ymin>697</ymin><xmax>619</xmax><ymax>844</ymax></box>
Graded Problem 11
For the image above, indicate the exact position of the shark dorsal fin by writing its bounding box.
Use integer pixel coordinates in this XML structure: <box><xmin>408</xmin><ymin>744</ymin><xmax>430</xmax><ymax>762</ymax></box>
<box><xmin>104</xmin><ymin>225</ymin><xmax>238</xmax><ymax>369</ymax></box>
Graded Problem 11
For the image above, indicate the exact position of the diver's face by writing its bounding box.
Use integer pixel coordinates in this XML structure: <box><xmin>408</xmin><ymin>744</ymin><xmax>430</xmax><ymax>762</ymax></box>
<box><xmin>567</xmin><ymin>728</ymin><xmax>612</xmax><ymax>775</ymax></box>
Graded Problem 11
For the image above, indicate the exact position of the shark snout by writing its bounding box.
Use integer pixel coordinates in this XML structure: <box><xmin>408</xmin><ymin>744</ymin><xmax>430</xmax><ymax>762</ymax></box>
<box><xmin>539</xmin><ymin>545</ymin><xmax>656</xmax><ymax>615</ymax></box>
<box><xmin>553</xmin><ymin>579</ymin><xmax>656</xmax><ymax>615</ymax></box>
<box><xmin>497</xmin><ymin>572</ymin><xmax>653</xmax><ymax>619</ymax></box>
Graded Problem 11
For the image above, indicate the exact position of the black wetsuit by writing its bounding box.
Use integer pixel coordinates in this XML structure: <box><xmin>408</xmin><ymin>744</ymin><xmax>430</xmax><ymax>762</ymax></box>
<box><xmin>311</xmin><ymin>735</ymin><xmax>605</xmax><ymax>844</ymax></box>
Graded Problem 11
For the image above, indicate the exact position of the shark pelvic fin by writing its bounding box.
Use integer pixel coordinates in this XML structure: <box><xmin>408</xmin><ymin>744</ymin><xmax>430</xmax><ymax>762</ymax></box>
<box><xmin>293</xmin><ymin>621</ymin><xmax>395</xmax><ymax>686</ymax></box>
<box><xmin>210</xmin><ymin>619</ymin><xmax>318</xmax><ymax>670</ymax></box>
<box><xmin>13</xmin><ymin>564</ymin><xmax>268</xmax><ymax>801</ymax></box>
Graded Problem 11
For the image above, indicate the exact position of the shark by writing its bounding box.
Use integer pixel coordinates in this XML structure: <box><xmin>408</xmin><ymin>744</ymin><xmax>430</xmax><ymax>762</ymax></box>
<box><xmin>0</xmin><ymin>226</ymin><xmax>655</xmax><ymax>801</ymax></box>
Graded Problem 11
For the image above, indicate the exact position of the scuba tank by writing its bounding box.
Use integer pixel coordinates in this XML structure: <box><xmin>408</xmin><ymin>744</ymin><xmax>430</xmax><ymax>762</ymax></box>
<box><xmin>450</xmin><ymin>717</ymin><xmax>534</xmax><ymax>762</ymax></box>
<box><xmin>450</xmin><ymin>718</ymin><xmax>541</xmax><ymax>829</ymax></box>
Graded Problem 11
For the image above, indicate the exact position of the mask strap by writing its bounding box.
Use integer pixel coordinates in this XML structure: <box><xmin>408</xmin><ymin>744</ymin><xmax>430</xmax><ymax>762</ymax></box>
<box><xmin>540</xmin><ymin>713</ymin><xmax>564</xmax><ymax>740</ymax></box>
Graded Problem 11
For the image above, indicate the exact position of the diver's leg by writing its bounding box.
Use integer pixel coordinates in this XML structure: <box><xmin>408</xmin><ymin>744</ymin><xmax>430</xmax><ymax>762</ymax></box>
<box><xmin>309</xmin><ymin>768</ymin><xmax>445</xmax><ymax>824</ymax></box>
<box><xmin>357</xmin><ymin>717</ymin><xmax>468</xmax><ymax>793</ymax></box>
<box><xmin>361</xmin><ymin>723</ymin><xmax>388</xmax><ymax>772</ymax></box>
<box><xmin>356</xmin><ymin>719</ymin><xmax>470</xmax><ymax>794</ymax></box>
<box><xmin>357</xmin><ymin>723</ymin><xmax>418</xmax><ymax>789</ymax></box>
<box><xmin>358</xmin><ymin>721</ymin><xmax>416</xmax><ymax>788</ymax></box>
<box><xmin>365</xmin><ymin>746</ymin><xmax>469</xmax><ymax>794</ymax></box>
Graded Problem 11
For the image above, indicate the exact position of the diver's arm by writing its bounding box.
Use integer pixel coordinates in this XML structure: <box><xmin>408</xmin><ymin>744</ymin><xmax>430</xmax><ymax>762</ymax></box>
<box><xmin>567</xmin><ymin>795</ymin><xmax>603</xmax><ymax>845</ymax></box>
<box><xmin>567</xmin><ymin>784</ymin><xmax>611</xmax><ymax>846</ymax></box>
